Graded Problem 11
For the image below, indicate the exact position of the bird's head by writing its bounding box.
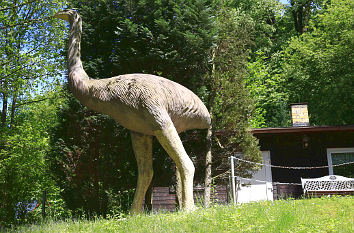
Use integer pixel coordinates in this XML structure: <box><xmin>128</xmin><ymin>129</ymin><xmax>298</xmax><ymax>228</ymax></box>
<box><xmin>54</xmin><ymin>9</ymin><xmax>79</xmax><ymax>22</ymax></box>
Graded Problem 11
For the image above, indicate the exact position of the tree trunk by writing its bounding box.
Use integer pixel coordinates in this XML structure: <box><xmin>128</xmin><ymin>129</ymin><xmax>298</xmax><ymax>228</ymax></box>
<box><xmin>2</xmin><ymin>27</ymin><xmax>10</xmax><ymax>128</ymax></box>
<box><xmin>292</xmin><ymin>12</ymin><xmax>299</xmax><ymax>33</ymax></box>
<box><xmin>10</xmin><ymin>92</ymin><xmax>17</xmax><ymax>128</ymax></box>
<box><xmin>204</xmin><ymin>123</ymin><xmax>213</xmax><ymax>208</ymax></box>
<box><xmin>303</xmin><ymin>1</ymin><xmax>311</xmax><ymax>33</ymax></box>
<box><xmin>291</xmin><ymin>0</ymin><xmax>312</xmax><ymax>34</ymax></box>
<box><xmin>1</xmin><ymin>92</ymin><xmax>8</xmax><ymax>127</ymax></box>
<box><xmin>204</xmin><ymin>48</ymin><xmax>216</xmax><ymax>208</ymax></box>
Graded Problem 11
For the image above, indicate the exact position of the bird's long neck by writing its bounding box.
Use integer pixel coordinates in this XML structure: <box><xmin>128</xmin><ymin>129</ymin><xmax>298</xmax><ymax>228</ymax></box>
<box><xmin>67</xmin><ymin>14</ymin><xmax>89</xmax><ymax>99</ymax></box>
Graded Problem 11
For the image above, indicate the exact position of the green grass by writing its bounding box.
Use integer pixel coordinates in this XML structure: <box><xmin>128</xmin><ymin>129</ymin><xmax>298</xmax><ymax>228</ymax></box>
<box><xmin>12</xmin><ymin>196</ymin><xmax>353</xmax><ymax>233</ymax></box>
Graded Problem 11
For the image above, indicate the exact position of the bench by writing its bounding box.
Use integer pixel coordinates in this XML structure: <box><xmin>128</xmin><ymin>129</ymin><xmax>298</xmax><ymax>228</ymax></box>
<box><xmin>301</xmin><ymin>175</ymin><xmax>354</xmax><ymax>197</ymax></box>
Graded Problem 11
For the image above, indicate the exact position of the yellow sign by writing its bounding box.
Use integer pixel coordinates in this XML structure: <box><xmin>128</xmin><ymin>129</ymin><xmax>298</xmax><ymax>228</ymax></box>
<box><xmin>291</xmin><ymin>104</ymin><xmax>309</xmax><ymax>127</ymax></box>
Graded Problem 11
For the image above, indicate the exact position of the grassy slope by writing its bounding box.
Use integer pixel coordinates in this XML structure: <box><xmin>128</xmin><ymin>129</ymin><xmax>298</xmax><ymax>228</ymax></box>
<box><xmin>14</xmin><ymin>196</ymin><xmax>353</xmax><ymax>233</ymax></box>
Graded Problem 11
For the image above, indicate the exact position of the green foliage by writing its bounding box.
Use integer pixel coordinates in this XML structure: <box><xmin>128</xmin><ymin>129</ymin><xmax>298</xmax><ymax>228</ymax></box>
<box><xmin>0</xmin><ymin>0</ymin><xmax>67</xmax><ymax>127</ymax></box>
<box><xmin>282</xmin><ymin>0</ymin><xmax>354</xmax><ymax>125</ymax></box>
<box><xmin>13</xmin><ymin>196</ymin><xmax>354</xmax><ymax>232</ymax></box>
<box><xmin>208</xmin><ymin>6</ymin><xmax>262</xmax><ymax>177</ymax></box>
<box><xmin>225</xmin><ymin>0</ymin><xmax>282</xmax><ymax>54</ymax></box>
<box><xmin>0</xmin><ymin>91</ymin><xmax>69</xmax><ymax>226</ymax></box>
<box><xmin>273</xmin><ymin>1</ymin><xmax>325</xmax><ymax>50</ymax></box>
<box><xmin>0</xmin><ymin>1</ymin><xmax>69</xmax><ymax>226</ymax></box>
<box><xmin>246</xmin><ymin>53</ymin><xmax>291</xmax><ymax>128</ymax></box>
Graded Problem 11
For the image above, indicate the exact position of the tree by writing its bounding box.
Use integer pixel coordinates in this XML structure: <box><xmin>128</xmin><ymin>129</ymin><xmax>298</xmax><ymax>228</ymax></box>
<box><xmin>242</xmin><ymin>0</ymin><xmax>330</xmax><ymax>128</ymax></box>
<box><xmin>0</xmin><ymin>0</ymin><xmax>66</xmax><ymax>129</ymax></box>
<box><xmin>246</xmin><ymin>52</ymin><xmax>291</xmax><ymax>128</ymax></box>
<box><xmin>221</xmin><ymin>0</ymin><xmax>292</xmax><ymax>128</ymax></box>
<box><xmin>225</xmin><ymin>0</ymin><xmax>282</xmax><ymax>55</ymax></box>
<box><xmin>0</xmin><ymin>91</ymin><xmax>68</xmax><ymax>226</ymax></box>
<box><xmin>282</xmin><ymin>0</ymin><xmax>354</xmax><ymax>125</ymax></box>
<box><xmin>204</xmin><ymin>5</ymin><xmax>262</xmax><ymax>206</ymax></box>
<box><xmin>288</xmin><ymin>0</ymin><xmax>325</xmax><ymax>34</ymax></box>
<box><xmin>0</xmin><ymin>0</ymin><xmax>68</xmax><ymax>226</ymax></box>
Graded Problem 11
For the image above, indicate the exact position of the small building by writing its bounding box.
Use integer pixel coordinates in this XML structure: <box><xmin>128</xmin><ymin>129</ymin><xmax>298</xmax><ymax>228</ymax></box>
<box><xmin>248</xmin><ymin>124</ymin><xmax>354</xmax><ymax>201</ymax></box>
<box><xmin>236</xmin><ymin>103</ymin><xmax>354</xmax><ymax>202</ymax></box>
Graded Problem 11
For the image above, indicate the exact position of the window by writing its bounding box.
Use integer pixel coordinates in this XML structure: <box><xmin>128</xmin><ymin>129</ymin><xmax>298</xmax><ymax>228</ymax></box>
<box><xmin>327</xmin><ymin>148</ymin><xmax>354</xmax><ymax>178</ymax></box>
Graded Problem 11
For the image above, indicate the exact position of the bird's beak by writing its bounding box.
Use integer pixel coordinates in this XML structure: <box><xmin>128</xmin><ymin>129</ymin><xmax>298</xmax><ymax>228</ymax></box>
<box><xmin>54</xmin><ymin>11</ymin><xmax>70</xmax><ymax>22</ymax></box>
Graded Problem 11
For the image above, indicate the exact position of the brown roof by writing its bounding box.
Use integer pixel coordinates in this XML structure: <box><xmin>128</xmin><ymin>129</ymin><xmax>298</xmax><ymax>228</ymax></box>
<box><xmin>252</xmin><ymin>125</ymin><xmax>354</xmax><ymax>135</ymax></box>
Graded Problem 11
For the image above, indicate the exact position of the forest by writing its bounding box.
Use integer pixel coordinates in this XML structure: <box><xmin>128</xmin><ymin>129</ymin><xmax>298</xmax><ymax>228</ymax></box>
<box><xmin>0</xmin><ymin>0</ymin><xmax>353</xmax><ymax>226</ymax></box>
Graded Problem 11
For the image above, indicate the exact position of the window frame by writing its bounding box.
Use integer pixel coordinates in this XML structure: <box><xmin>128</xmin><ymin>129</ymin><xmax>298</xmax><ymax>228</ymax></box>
<box><xmin>326</xmin><ymin>147</ymin><xmax>354</xmax><ymax>175</ymax></box>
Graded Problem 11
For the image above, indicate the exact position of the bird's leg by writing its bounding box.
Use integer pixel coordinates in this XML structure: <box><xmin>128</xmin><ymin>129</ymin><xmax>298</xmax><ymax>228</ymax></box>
<box><xmin>130</xmin><ymin>131</ymin><xmax>153</xmax><ymax>215</ymax></box>
<box><xmin>155</xmin><ymin>123</ymin><xmax>195</xmax><ymax>211</ymax></box>
<box><xmin>175</xmin><ymin>168</ymin><xmax>182</xmax><ymax>209</ymax></box>
<box><xmin>144</xmin><ymin>181</ymin><xmax>153</xmax><ymax>212</ymax></box>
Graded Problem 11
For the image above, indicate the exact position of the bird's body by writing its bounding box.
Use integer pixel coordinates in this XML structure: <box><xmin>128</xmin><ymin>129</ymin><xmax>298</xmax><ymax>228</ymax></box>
<box><xmin>55</xmin><ymin>9</ymin><xmax>210</xmax><ymax>214</ymax></box>
<box><xmin>74</xmin><ymin>73</ymin><xmax>210</xmax><ymax>135</ymax></box>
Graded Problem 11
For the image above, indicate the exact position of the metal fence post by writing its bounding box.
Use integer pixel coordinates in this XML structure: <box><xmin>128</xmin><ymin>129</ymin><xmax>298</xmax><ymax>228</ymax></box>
<box><xmin>230</xmin><ymin>156</ymin><xmax>236</xmax><ymax>204</ymax></box>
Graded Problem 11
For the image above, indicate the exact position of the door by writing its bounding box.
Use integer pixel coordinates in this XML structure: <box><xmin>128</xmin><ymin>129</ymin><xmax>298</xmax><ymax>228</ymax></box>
<box><xmin>236</xmin><ymin>151</ymin><xmax>273</xmax><ymax>203</ymax></box>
